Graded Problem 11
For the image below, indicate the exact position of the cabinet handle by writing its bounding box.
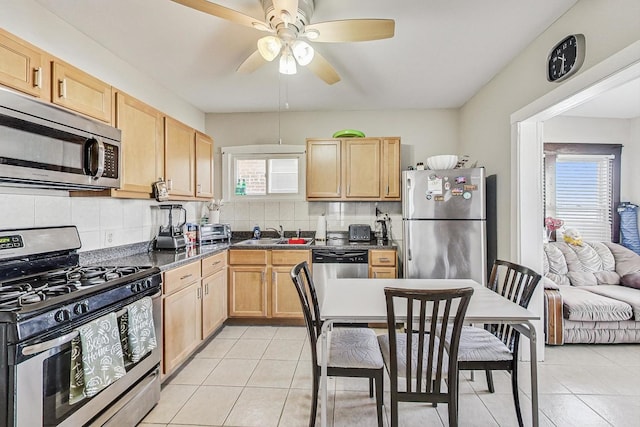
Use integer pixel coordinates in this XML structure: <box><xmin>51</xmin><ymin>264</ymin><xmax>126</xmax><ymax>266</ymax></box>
<box><xmin>167</xmin><ymin>179</ymin><xmax>173</xmax><ymax>190</ymax></box>
<box><xmin>378</xmin><ymin>257</ymin><xmax>390</xmax><ymax>262</ymax></box>
<box><xmin>196</xmin><ymin>287</ymin><xmax>201</xmax><ymax>299</ymax></box>
<box><xmin>58</xmin><ymin>79</ymin><xmax>67</xmax><ymax>98</ymax></box>
<box><xmin>180</xmin><ymin>273</ymin><xmax>193</xmax><ymax>280</ymax></box>
<box><xmin>272</xmin><ymin>271</ymin><xmax>275</xmax><ymax>282</ymax></box>
<box><xmin>34</xmin><ymin>67</ymin><xmax>42</xmax><ymax>89</ymax></box>
<box><xmin>197</xmin><ymin>183</ymin><xmax>201</xmax><ymax>194</ymax></box>
<box><xmin>205</xmin><ymin>284</ymin><xmax>209</xmax><ymax>295</ymax></box>
<box><xmin>347</xmin><ymin>184</ymin><xmax>350</xmax><ymax>195</ymax></box>
<box><xmin>373</xmin><ymin>271</ymin><xmax>378</xmax><ymax>278</ymax></box>
<box><xmin>261</xmin><ymin>271</ymin><xmax>266</xmax><ymax>284</ymax></box>
<box><xmin>337</xmin><ymin>184</ymin><xmax>340</xmax><ymax>194</ymax></box>
<box><xmin>386</xmin><ymin>184</ymin><xmax>389</xmax><ymax>196</ymax></box>
<box><xmin>211</xmin><ymin>260</ymin><xmax>221</xmax><ymax>266</ymax></box>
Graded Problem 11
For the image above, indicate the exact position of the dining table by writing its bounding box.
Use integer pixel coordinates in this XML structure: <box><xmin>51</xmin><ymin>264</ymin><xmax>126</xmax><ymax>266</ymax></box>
<box><xmin>318</xmin><ymin>278</ymin><xmax>540</xmax><ymax>427</ymax></box>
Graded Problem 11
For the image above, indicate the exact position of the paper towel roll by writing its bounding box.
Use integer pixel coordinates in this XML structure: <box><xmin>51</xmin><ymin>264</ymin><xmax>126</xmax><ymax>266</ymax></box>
<box><xmin>315</xmin><ymin>214</ymin><xmax>326</xmax><ymax>241</ymax></box>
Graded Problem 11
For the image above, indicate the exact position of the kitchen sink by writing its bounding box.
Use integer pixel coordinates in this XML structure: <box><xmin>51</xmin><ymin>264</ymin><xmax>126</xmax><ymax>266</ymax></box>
<box><xmin>234</xmin><ymin>238</ymin><xmax>313</xmax><ymax>246</ymax></box>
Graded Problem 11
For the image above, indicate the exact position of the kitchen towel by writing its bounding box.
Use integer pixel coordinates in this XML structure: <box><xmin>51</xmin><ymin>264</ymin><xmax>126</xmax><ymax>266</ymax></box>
<box><xmin>120</xmin><ymin>296</ymin><xmax>157</xmax><ymax>363</ymax></box>
<box><xmin>69</xmin><ymin>312</ymin><xmax>126</xmax><ymax>405</ymax></box>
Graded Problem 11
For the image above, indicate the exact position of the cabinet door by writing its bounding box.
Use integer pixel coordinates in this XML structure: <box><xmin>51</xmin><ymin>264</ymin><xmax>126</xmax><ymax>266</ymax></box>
<box><xmin>381</xmin><ymin>138</ymin><xmax>401</xmax><ymax>200</ymax></box>
<box><xmin>271</xmin><ymin>266</ymin><xmax>303</xmax><ymax>318</ymax></box>
<box><xmin>344</xmin><ymin>139</ymin><xmax>380</xmax><ymax>198</ymax></box>
<box><xmin>195</xmin><ymin>131</ymin><xmax>214</xmax><ymax>199</ymax></box>
<box><xmin>115</xmin><ymin>91</ymin><xmax>164</xmax><ymax>195</ymax></box>
<box><xmin>306</xmin><ymin>139</ymin><xmax>341</xmax><ymax>199</ymax></box>
<box><xmin>0</xmin><ymin>29</ymin><xmax>46</xmax><ymax>98</ymax></box>
<box><xmin>202</xmin><ymin>269</ymin><xmax>227</xmax><ymax>338</ymax></box>
<box><xmin>228</xmin><ymin>265</ymin><xmax>268</xmax><ymax>317</ymax></box>
<box><xmin>369</xmin><ymin>266</ymin><xmax>397</xmax><ymax>279</ymax></box>
<box><xmin>52</xmin><ymin>61</ymin><xmax>112</xmax><ymax>122</ymax></box>
<box><xmin>163</xmin><ymin>282</ymin><xmax>202</xmax><ymax>375</ymax></box>
<box><xmin>165</xmin><ymin>116</ymin><xmax>195</xmax><ymax>197</ymax></box>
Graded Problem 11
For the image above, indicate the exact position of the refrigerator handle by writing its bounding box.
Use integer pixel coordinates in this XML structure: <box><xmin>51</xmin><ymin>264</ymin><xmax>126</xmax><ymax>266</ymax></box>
<box><xmin>406</xmin><ymin>229</ymin><xmax>412</xmax><ymax>261</ymax></box>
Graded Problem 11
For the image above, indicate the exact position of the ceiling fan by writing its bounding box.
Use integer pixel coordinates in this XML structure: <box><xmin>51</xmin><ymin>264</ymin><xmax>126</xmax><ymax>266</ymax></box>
<box><xmin>171</xmin><ymin>0</ymin><xmax>395</xmax><ymax>84</ymax></box>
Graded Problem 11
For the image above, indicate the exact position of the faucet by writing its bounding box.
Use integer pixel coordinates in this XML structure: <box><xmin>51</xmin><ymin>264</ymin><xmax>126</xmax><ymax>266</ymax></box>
<box><xmin>265</xmin><ymin>225</ymin><xmax>285</xmax><ymax>240</ymax></box>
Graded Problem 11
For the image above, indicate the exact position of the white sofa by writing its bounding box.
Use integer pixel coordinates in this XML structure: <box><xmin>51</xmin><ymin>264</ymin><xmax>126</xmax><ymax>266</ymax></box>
<box><xmin>543</xmin><ymin>241</ymin><xmax>640</xmax><ymax>344</ymax></box>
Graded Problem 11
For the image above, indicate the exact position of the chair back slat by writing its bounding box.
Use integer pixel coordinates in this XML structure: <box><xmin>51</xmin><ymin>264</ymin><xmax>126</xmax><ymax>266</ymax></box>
<box><xmin>487</xmin><ymin>260</ymin><xmax>542</xmax><ymax>351</ymax></box>
<box><xmin>384</xmin><ymin>287</ymin><xmax>474</xmax><ymax>397</ymax></box>
<box><xmin>290</xmin><ymin>261</ymin><xmax>322</xmax><ymax>368</ymax></box>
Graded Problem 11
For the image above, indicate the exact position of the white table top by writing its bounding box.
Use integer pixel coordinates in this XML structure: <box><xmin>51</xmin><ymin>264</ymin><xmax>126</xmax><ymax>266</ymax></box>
<box><xmin>319</xmin><ymin>278</ymin><xmax>539</xmax><ymax>323</ymax></box>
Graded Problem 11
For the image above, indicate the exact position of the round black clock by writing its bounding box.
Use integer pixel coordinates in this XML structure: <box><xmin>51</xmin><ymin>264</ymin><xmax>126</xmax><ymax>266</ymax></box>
<box><xmin>547</xmin><ymin>34</ymin><xmax>585</xmax><ymax>82</ymax></box>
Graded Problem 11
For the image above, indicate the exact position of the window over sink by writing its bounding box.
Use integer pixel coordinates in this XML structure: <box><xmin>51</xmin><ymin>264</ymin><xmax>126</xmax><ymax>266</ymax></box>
<box><xmin>222</xmin><ymin>145</ymin><xmax>306</xmax><ymax>201</ymax></box>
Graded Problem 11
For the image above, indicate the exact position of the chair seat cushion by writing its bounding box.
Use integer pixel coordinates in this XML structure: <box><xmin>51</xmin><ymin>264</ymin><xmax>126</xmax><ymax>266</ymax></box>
<box><xmin>318</xmin><ymin>327</ymin><xmax>384</xmax><ymax>369</ymax></box>
<box><xmin>457</xmin><ymin>326</ymin><xmax>512</xmax><ymax>362</ymax></box>
<box><xmin>377</xmin><ymin>333</ymin><xmax>449</xmax><ymax>378</ymax></box>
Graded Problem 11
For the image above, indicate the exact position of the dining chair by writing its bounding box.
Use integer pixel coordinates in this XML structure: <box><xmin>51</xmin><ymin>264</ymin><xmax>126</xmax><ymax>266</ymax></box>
<box><xmin>290</xmin><ymin>261</ymin><xmax>384</xmax><ymax>427</ymax></box>
<box><xmin>457</xmin><ymin>259</ymin><xmax>542</xmax><ymax>427</ymax></box>
<box><xmin>378</xmin><ymin>286</ymin><xmax>474</xmax><ymax>427</ymax></box>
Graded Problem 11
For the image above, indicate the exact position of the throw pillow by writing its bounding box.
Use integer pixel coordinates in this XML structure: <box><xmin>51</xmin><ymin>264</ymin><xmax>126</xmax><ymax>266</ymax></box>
<box><xmin>620</xmin><ymin>272</ymin><xmax>640</xmax><ymax>290</ymax></box>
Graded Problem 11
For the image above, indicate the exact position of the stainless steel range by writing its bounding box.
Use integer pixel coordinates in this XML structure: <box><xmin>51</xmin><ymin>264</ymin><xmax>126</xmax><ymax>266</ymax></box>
<box><xmin>0</xmin><ymin>226</ymin><xmax>162</xmax><ymax>427</ymax></box>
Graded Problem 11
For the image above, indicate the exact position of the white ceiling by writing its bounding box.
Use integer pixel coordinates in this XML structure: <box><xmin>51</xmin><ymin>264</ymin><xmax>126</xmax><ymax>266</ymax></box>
<box><xmin>35</xmin><ymin>0</ymin><xmax>578</xmax><ymax>114</ymax></box>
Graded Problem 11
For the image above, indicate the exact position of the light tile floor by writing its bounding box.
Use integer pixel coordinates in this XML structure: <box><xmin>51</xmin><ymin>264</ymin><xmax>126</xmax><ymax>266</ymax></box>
<box><xmin>140</xmin><ymin>325</ymin><xmax>640</xmax><ymax>426</ymax></box>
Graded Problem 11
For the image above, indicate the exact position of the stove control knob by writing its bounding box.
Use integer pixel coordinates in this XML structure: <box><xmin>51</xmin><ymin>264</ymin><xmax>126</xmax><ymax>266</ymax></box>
<box><xmin>144</xmin><ymin>279</ymin><xmax>153</xmax><ymax>289</ymax></box>
<box><xmin>74</xmin><ymin>302</ymin><xmax>89</xmax><ymax>315</ymax></box>
<box><xmin>130</xmin><ymin>283</ymin><xmax>140</xmax><ymax>293</ymax></box>
<box><xmin>54</xmin><ymin>309</ymin><xmax>71</xmax><ymax>323</ymax></box>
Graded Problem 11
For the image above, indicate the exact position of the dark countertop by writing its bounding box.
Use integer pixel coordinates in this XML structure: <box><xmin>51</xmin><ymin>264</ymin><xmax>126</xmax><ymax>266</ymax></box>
<box><xmin>81</xmin><ymin>238</ymin><xmax>397</xmax><ymax>272</ymax></box>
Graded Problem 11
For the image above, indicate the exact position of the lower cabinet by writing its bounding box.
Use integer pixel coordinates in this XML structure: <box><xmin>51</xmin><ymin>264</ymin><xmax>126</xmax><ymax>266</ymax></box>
<box><xmin>162</xmin><ymin>250</ymin><xmax>227</xmax><ymax>377</ymax></box>
<box><xmin>228</xmin><ymin>249</ymin><xmax>309</xmax><ymax>319</ymax></box>
<box><xmin>369</xmin><ymin>249</ymin><xmax>397</xmax><ymax>278</ymax></box>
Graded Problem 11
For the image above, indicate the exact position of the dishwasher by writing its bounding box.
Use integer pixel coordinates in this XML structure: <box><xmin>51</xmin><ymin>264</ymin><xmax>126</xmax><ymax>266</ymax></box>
<box><xmin>311</xmin><ymin>248</ymin><xmax>369</xmax><ymax>303</ymax></box>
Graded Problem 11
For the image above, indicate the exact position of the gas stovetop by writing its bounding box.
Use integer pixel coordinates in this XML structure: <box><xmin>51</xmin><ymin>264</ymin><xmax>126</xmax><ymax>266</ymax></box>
<box><xmin>0</xmin><ymin>265</ymin><xmax>155</xmax><ymax>311</ymax></box>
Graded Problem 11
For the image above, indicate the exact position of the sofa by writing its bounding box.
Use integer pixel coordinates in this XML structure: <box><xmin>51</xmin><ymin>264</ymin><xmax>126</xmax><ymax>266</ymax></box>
<box><xmin>543</xmin><ymin>241</ymin><xmax>640</xmax><ymax>344</ymax></box>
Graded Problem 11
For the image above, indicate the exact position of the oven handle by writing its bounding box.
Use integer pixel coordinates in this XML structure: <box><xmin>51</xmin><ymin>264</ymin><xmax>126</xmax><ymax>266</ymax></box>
<box><xmin>22</xmin><ymin>290</ymin><xmax>162</xmax><ymax>356</ymax></box>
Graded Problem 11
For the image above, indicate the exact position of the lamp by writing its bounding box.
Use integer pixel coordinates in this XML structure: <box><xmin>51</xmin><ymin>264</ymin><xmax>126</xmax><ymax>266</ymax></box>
<box><xmin>291</xmin><ymin>40</ymin><xmax>314</xmax><ymax>66</ymax></box>
<box><xmin>257</xmin><ymin>36</ymin><xmax>282</xmax><ymax>62</ymax></box>
<box><xmin>278</xmin><ymin>45</ymin><xmax>297</xmax><ymax>75</ymax></box>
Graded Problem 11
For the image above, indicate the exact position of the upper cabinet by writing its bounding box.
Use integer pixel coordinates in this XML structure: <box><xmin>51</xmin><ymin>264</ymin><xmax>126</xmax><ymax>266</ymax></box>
<box><xmin>114</xmin><ymin>91</ymin><xmax>164</xmax><ymax>196</ymax></box>
<box><xmin>306</xmin><ymin>137</ymin><xmax>401</xmax><ymax>201</ymax></box>
<box><xmin>51</xmin><ymin>60</ymin><xmax>112</xmax><ymax>123</ymax></box>
<box><xmin>165</xmin><ymin>116</ymin><xmax>196</xmax><ymax>198</ymax></box>
<box><xmin>0</xmin><ymin>29</ymin><xmax>48</xmax><ymax>98</ymax></box>
<box><xmin>195</xmin><ymin>131</ymin><xmax>214</xmax><ymax>199</ymax></box>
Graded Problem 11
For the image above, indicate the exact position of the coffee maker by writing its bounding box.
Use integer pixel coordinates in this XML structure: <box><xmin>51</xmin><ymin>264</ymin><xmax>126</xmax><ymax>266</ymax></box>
<box><xmin>155</xmin><ymin>204</ymin><xmax>188</xmax><ymax>250</ymax></box>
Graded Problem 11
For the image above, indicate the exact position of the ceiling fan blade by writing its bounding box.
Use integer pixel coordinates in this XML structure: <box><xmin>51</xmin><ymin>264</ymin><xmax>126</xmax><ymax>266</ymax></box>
<box><xmin>306</xmin><ymin>51</ymin><xmax>340</xmax><ymax>85</ymax></box>
<box><xmin>237</xmin><ymin>50</ymin><xmax>268</xmax><ymax>73</ymax></box>
<box><xmin>171</xmin><ymin>0</ymin><xmax>269</xmax><ymax>31</ymax></box>
<box><xmin>272</xmin><ymin>0</ymin><xmax>299</xmax><ymax>25</ymax></box>
<box><xmin>305</xmin><ymin>19</ymin><xmax>395</xmax><ymax>42</ymax></box>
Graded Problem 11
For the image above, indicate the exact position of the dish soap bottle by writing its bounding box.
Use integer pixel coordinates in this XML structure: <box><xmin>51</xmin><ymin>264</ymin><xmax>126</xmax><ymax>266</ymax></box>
<box><xmin>252</xmin><ymin>225</ymin><xmax>261</xmax><ymax>240</ymax></box>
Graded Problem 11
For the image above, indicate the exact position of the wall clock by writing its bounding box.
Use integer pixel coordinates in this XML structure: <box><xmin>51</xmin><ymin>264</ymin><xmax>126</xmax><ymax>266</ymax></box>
<box><xmin>547</xmin><ymin>34</ymin><xmax>585</xmax><ymax>82</ymax></box>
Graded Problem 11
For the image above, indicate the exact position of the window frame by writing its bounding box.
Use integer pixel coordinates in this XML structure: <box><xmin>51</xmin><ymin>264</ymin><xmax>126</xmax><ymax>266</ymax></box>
<box><xmin>221</xmin><ymin>144</ymin><xmax>306</xmax><ymax>202</ymax></box>
<box><xmin>544</xmin><ymin>143</ymin><xmax>622</xmax><ymax>242</ymax></box>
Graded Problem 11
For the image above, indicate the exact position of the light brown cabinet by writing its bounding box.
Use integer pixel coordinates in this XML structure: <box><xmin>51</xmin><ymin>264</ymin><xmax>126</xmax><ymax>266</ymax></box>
<box><xmin>164</xmin><ymin>116</ymin><xmax>196</xmax><ymax>197</ymax></box>
<box><xmin>162</xmin><ymin>251</ymin><xmax>228</xmax><ymax>377</ymax></box>
<box><xmin>201</xmin><ymin>251</ymin><xmax>227</xmax><ymax>337</ymax></box>
<box><xmin>306</xmin><ymin>137</ymin><xmax>400</xmax><ymax>201</ymax></box>
<box><xmin>113</xmin><ymin>91</ymin><xmax>164</xmax><ymax>196</ymax></box>
<box><xmin>0</xmin><ymin>29</ymin><xmax>47</xmax><ymax>98</ymax></box>
<box><xmin>369</xmin><ymin>249</ymin><xmax>397</xmax><ymax>278</ymax></box>
<box><xmin>228</xmin><ymin>249</ymin><xmax>309</xmax><ymax>319</ymax></box>
<box><xmin>51</xmin><ymin>60</ymin><xmax>112</xmax><ymax>123</ymax></box>
<box><xmin>195</xmin><ymin>131</ymin><xmax>214</xmax><ymax>199</ymax></box>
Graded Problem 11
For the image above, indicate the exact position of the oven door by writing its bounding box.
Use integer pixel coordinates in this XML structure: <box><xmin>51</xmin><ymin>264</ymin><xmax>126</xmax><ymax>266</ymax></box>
<box><xmin>11</xmin><ymin>289</ymin><xmax>161</xmax><ymax>427</ymax></box>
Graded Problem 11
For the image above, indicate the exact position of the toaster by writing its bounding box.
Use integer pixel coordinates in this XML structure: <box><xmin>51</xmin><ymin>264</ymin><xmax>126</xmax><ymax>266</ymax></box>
<box><xmin>348</xmin><ymin>224</ymin><xmax>371</xmax><ymax>242</ymax></box>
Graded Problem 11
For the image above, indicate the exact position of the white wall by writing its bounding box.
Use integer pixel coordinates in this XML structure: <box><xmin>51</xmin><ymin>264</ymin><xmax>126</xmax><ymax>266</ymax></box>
<box><xmin>459</xmin><ymin>0</ymin><xmax>640</xmax><ymax>261</ymax></box>
<box><xmin>627</xmin><ymin>118</ymin><xmax>640</xmax><ymax>204</ymax></box>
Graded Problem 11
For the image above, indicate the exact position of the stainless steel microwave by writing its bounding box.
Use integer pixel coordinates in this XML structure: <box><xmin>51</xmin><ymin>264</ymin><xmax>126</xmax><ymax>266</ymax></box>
<box><xmin>0</xmin><ymin>87</ymin><xmax>121</xmax><ymax>190</ymax></box>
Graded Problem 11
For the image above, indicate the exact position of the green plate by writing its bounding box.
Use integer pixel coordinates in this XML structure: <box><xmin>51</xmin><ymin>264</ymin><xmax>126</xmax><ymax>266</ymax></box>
<box><xmin>332</xmin><ymin>129</ymin><xmax>365</xmax><ymax>138</ymax></box>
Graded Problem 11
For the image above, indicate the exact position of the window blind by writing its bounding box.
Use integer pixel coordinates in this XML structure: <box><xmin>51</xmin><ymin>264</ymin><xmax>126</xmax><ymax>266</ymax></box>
<box><xmin>555</xmin><ymin>154</ymin><xmax>613</xmax><ymax>241</ymax></box>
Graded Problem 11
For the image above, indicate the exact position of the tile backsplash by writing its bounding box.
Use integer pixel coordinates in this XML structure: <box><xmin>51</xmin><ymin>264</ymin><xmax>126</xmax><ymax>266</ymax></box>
<box><xmin>1</xmin><ymin>190</ymin><xmax>403</xmax><ymax>251</ymax></box>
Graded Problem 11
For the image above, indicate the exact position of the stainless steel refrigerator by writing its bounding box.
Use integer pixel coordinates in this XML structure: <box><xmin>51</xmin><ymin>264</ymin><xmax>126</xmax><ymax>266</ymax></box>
<box><xmin>402</xmin><ymin>167</ymin><xmax>487</xmax><ymax>285</ymax></box>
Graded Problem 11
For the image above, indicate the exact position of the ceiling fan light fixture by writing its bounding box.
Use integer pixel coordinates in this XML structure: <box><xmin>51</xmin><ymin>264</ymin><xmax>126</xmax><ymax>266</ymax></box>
<box><xmin>257</xmin><ymin>36</ymin><xmax>282</xmax><ymax>61</ymax></box>
<box><xmin>279</xmin><ymin>48</ymin><xmax>297</xmax><ymax>74</ymax></box>
<box><xmin>291</xmin><ymin>40</ymin><xmax>314</xmax><ymax>66</ymax></box>
<box><xmin>303</xmin><ymin>29</ymin><xmax>320</xmax><ymax>40</ymax></box>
